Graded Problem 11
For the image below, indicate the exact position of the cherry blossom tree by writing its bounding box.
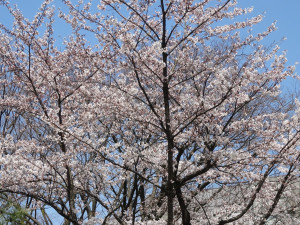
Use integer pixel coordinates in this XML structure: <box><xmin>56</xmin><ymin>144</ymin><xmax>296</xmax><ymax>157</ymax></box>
<box><xmin>0</xmin><ymin>0</ymin><xmax>300</xmax><ymax>224</ymax></box>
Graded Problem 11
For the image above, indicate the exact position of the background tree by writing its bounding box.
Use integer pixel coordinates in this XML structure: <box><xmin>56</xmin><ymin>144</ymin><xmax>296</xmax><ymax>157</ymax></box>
<box><xmin>0</xmin><ymin>0</ymin><xmax>300</xmax><ymax>224</ymax></box>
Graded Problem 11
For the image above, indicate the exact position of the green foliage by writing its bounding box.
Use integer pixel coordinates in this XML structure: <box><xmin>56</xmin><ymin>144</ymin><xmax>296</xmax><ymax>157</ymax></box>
<box><xmin>0</xmin><ymin>203</ymin><xmax>27</xmax><ymax>225</ymax></box>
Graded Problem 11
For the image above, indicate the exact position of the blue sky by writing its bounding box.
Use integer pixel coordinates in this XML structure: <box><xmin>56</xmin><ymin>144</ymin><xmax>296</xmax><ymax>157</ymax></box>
<box><xmin>1</xmin><ymin>0</ymin><xmax>300</xmax><ymax>91</ymax></box>
<box><xmin>237</xmin><ymin>0</ymin><xmax>300</xmax><ymax>92</ymax></box>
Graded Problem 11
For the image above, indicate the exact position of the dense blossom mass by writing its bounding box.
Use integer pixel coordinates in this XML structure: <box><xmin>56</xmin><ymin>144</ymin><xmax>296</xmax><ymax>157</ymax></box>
<box><xmin>0</xmin><ymin>0</ymin><xmax>299</xmax><ymax>224</ymax></box>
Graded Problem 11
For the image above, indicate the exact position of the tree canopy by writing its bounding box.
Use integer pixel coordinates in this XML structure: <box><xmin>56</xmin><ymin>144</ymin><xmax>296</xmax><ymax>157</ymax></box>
<box><xmin>0</xmin><ymin>0</ymin><xmax>299</xmax><ymax>224</ymax></box>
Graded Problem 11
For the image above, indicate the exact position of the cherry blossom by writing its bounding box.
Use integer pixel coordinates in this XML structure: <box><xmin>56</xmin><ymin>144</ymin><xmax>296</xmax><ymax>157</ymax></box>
<box><xmin>0</xmin><ymin>0</ymin><xmax>299</xmax><ymax>224</ymax></box>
